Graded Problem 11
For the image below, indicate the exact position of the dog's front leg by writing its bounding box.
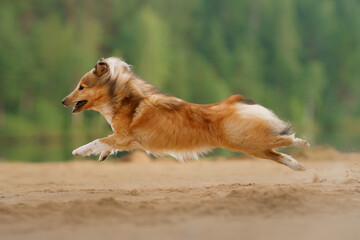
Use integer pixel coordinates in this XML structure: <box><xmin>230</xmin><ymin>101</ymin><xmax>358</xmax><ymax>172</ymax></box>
<box><xmin>72</xmin><ymin>134</ymin><xmax>130</xmax><ymax>161</ymax></box>
<box><xmin>72</xmin><ymin>139</ymin><xmax>112</xmax><ymax>157</ymax></box>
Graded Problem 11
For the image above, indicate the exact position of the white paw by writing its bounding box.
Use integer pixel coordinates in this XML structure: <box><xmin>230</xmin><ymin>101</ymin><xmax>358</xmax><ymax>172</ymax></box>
<box><xmin>72</xmin><ymin>140</ymin><xmax>110</xmax><ymax>157</ymax></box>
<box><xmin>279</xmin><ymin>155</ymin><xmax>306</xmax><ymax>171</ymax></box>
<box><xmin>289</xmin><ymin>162</ymin><xmax>306</xmax><ymax>171</ymax></box>
<box><xmin>293</xmin><ymin>138</ymin><xmax>310</xmax><ymax>148</ymax></box>
<box><xmin>72</xmin><ymin>144</ymin><xmax>93</xmax><ymax>156</ymax></box>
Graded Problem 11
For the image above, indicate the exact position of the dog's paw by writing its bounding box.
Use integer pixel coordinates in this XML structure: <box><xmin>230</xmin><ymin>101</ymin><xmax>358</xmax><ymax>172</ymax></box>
<box><xmin>99</xmin><ymin>151</ymin><xmax>111</xmax><ymax>162</ymax></box>
<box><xmin>293</xmin><ymin>138</ymin><xmax>310</xmax><ymax>148</ymax></box>
<box><xmin>290</xmin><ymin>162</ymin><xmax>306</xmax><ymax>171</ymax></box>
<box><xmin>72</xmin><ymin>144</ymin><xmax>93</xmax><ymax>156</ymax></box>
<box><xmin>279</xmin><ymin>155</ymin><xmax>306</xmax><ymax>171</ymax></box>
<box><xmin>72</xmin><ymin>140</ymin><xmax>112</xmax><ymax>158</ymax></box>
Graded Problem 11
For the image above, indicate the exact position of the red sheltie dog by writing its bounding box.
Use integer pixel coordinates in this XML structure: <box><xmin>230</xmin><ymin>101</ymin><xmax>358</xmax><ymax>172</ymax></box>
<box><xmin>62</xmin><ymin>57</ymin><xmax>309</xmax><ymax>170</ymax></box>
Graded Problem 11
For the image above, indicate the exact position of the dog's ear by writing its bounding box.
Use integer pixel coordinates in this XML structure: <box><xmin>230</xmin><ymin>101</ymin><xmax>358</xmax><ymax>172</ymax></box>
<box><xmin>94</xmin><ymin>57</ymin><xmax>109</xmax><ymax>77</ymax></box>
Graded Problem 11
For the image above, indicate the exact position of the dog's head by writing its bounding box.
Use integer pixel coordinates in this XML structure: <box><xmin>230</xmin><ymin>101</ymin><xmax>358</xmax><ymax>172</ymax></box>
<box><xmin>62</xmin><ymin>57</ymin><xmax>131</xmax><ymax>113</ymax></box>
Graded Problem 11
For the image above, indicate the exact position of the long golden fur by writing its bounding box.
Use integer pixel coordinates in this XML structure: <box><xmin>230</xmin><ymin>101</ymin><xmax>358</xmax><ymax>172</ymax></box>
<box><xmin>62</xmin><ymin>57</ymin><xmax>309</xmax><ymax>170</ymax></box>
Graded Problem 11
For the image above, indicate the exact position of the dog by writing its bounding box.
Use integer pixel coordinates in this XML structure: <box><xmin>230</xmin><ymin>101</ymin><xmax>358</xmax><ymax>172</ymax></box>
<box><xmin>62</xmin><ymin>57</ymin><xmax>309</xmax><ymax>170</ymax></box>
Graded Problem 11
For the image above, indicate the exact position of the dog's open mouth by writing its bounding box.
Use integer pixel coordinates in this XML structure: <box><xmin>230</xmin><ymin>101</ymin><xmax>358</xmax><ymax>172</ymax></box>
<box><xmin>72</xmin><ymin>100</ymin><xmax>88</xmax><ymax>113</ymax></box>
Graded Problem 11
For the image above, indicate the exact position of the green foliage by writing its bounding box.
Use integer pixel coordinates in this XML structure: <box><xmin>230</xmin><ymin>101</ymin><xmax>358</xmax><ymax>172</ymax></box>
<box><xmin>0</xmin><ymin>0</ymin><xmax>359</xmax><ymax>161</ymax></box>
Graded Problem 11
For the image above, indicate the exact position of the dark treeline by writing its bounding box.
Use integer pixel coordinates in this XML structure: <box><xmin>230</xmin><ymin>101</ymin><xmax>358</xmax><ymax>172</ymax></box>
<box><xmin>0</xmin><ymin>0</ymin><xmax>359</xmax><ymax>153</ymax></box>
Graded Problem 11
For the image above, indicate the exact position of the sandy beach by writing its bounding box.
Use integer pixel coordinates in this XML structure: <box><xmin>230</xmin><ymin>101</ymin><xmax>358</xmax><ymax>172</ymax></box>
<box><xmin>1</xmin><ymin>147</ymin><xmax>360</xmax><ymax>240</ymax></box>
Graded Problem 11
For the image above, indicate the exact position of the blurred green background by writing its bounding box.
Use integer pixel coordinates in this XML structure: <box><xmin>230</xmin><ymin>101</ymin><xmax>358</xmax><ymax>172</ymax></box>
<box><xmin>0</xmin><ymin>0</ymin><xmax>359</xmax><ymax>161</ymax></box>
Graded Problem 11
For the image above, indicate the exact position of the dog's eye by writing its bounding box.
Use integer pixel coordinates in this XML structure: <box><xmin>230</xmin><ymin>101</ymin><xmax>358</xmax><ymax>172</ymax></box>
<box><xmin>78</xmin><ymin>85</ymin><xmax>84</xmax><ymax>91</ymax></box>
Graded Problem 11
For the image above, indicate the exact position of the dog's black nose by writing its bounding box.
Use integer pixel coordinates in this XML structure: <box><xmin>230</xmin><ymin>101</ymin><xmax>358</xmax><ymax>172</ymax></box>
<box><xmin>61</xmin><ymin>98</ymin><xmax>66</xmax><ymax>106</ymax></box>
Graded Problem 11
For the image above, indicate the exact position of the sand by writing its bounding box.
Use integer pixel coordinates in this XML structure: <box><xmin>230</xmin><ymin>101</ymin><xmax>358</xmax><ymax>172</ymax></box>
<box><xmin>0</xmin><ymin>147</ymin><xmax>360</xmax><ymax>240</ymax></box>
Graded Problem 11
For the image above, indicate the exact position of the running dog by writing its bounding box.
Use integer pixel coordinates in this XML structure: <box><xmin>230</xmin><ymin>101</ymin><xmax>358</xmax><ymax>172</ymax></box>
<box><xmin>62</xmin><ymin>57</ymin><xmax>309</xmax><ymax>170</ymax></box>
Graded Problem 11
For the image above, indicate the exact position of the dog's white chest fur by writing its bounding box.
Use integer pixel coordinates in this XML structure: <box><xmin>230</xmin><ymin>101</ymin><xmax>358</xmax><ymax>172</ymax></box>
<box><xmin>95</xmin><ymin>104</ymin><xmax>114</xmax><ymax>131</ymax></box>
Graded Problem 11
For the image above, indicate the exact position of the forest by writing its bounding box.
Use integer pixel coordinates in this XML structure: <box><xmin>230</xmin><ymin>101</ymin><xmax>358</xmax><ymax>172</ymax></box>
<box><xmin>0</xmin><ymin>0</ymin><xmax>360</xmax><ymax>161</ymax></box>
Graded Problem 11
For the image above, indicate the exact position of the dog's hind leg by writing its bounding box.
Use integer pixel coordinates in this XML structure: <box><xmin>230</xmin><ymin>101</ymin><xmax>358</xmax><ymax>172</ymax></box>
<box><xmin>291</xmin><ymin>137</ymin><xmax>310</xmax><ymax>148</ymax></box>
<box><xmin>269</xmin><ymin>135</ymin><xmax>310</xmax><ymax>149</ymax></box>
<box><xmin>249</xmin><ymin>149</ymin><xmax>305</xmax><ymax>171</ymax></box>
